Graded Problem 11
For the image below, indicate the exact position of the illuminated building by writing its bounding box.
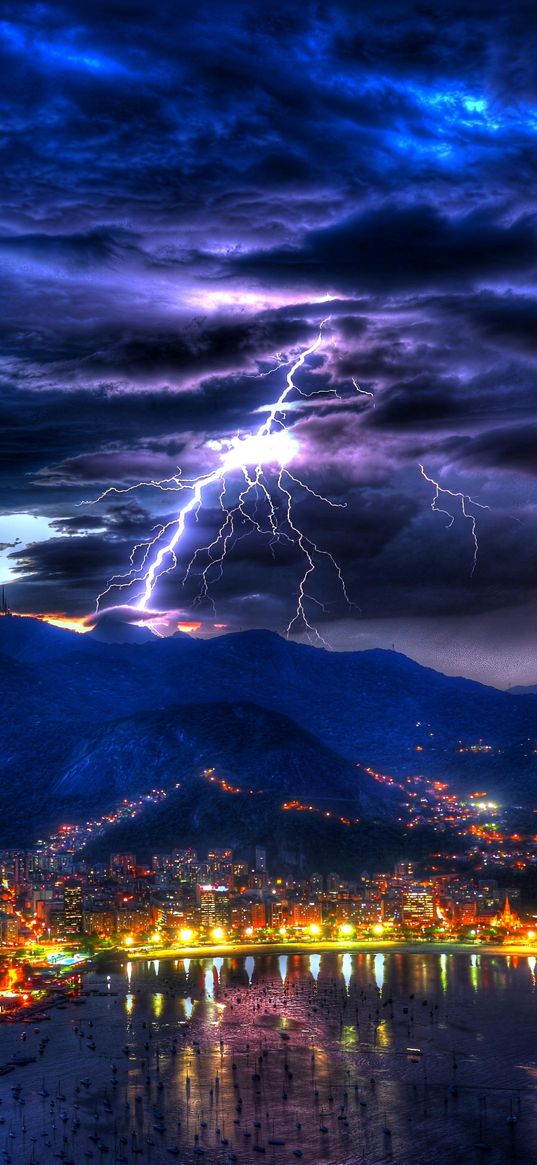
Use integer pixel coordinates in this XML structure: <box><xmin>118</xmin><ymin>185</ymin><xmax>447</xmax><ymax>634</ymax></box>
<box><xmin>110</xmin><ymin>853</ymin><xmax>136</xmax><ymax>876</ymax></box>
<box><xmin>289</xmin><ymin>901</ymin><xmax>322</xmax><ymax>926</ymax></box>
<box><xmin>251</xmin><ymin>901</ymin><xmax>267</xmax><ymax>929</ymax></box>
<box><xmin>207</xmin><ymin>849</ymin><xmax>233</xmax><ymax>885</ymax></box>
<box><xmin>172</xmin><ymin>848</ymin><xmax>199</xmax><ymax>882</ymax></box>
<box><xmin>402</xmin><ymin>885</ymin><xmax>435</xmax><ymax>928</ymax></box>
<box><xmin>84</xmin><ymin>908</ymin><xmax>117</xmax><ymax>937</ymax></box>
<box><xmin>492</xmin><ymin>895</ymin><xmax>520</xmax><ymax>933</ymax></box>
<box><xmin>63</xmin><ymin>880</ymin><xmax>83</xmax><ymax>935</ymax></box>
<box><xmin>233</xmin><ymin>861</ymin><xmax>249</xmax><ymax>886</ymax></box>
<box><xmin>0</xmin><ymin>850</ymin><xmax>27</xmax><ymax>886</ymax></box>
<box><xmin>199</xmin><ymin>884</ymin><xmax>229</xmax><ymax>930</ymax></box>
<box><xmin>199</xmin><ymin>886</ymin><xmax>216</xmax><ymax>928</ymax></box>
<box><xmin>0</xmin><ymin>911</ymin><xmax>19</xmax><ymax>944</ymax></box>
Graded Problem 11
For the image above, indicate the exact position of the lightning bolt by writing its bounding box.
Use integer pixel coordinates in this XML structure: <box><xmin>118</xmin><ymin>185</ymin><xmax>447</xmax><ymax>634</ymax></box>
<box><xmin>352</xmin><ymin>378</ymin><xmax>375</xmax><ymax>406</ymax></box>
<box><xmin>419</xmin><ymin>463</ymin><xmax>490</xmax><ymax>576</ymax></box>
<box><xmin>88</xmin><ymin>319</ymin><xmax>355</xmax><ymax>645</ymax></box>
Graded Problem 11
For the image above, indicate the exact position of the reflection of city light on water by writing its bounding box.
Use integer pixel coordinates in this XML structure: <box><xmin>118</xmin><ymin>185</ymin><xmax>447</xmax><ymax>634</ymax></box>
<box><xmin>341</xmin><ymin>953</ymin><xmax>352</xmax><ymax>992</ymax></box>
<box><xmin>126</xmin><ymin>960</ymin><xmax>132</xmax><ymax>986</ymax></box>
<box><xmin>183</xmin><ymin>958</ymin><xmax>190</xmax><ymax>977</ymax></box>
<box><xmin>470</xmin><ymin>953</ymin><xmax>479</xmax><ymax>991</ymax></box>
<box><xmin>125</xmin><ymin>993</ymin><xmax>134</xmax><ymax>1015</ymax></box>
<box><xmin>528</xmin><ymin>955</ymin><xmax>536</xmax><ymax>986</ymax></box>
<box><xmin>153</xmin><ymin>992</ymin><xmax>164</xmax><ymax>1018</ymax></box>
<box><xmin>214</xmin><ymin>957</ymin><xmax>224</xmax><ymax>983</ymax></box>
<box><xmin>440</xmin><ymin>952</ymin><xmax>448</xmax><ymax>993</ymax></box>
<box><xmin>184</xmin><ymin>997</ymin><xmax>194</xmax><ymax>1020</ymax></box>
<box><xmin>309</xmin><ymin>953</ymin><xmax>321</xmax><ymax>983</ymax></box>
<box><xmin>373</xmin><ymin>953</ymin><xmax>385</xmax><ymax>991</ymax></box>
<box><xmin>245</xmin><ymin>956</ymin><xmax>255</xmax><ymax>984</ymax></box>
<box><xmin>279</xmin><ymin>955</ymin><xmax>288</xmax><ymax>983</ymax></box>
<box><xmin>153</xmin><ymin>959</ymin><xmax>160</xmax><ymax>976</ymax></box>
<box><xmin>205</xmin><ymin>965</ymin><xmax>215</xmax><ymax>1000</ymax></box>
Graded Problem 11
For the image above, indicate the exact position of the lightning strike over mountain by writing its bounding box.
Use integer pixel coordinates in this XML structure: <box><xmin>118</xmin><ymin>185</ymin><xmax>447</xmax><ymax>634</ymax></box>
<box><xmin>419</xmin><ymin>463</ymin><xmax>490</xmax><ymax>576</ymax></box>
<box><xmin>89</xmin><ymin>320</ymin><xmax>355</xmax><ymax>644</ymax></box>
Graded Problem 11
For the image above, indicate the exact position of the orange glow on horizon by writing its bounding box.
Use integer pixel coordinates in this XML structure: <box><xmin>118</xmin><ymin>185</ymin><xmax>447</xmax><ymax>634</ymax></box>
<box><xmin>8</xmin><ymin>612</ymin><xmax>233</xmax><ymax>636</ymax></box>
<box><xmin>16</xmin><ymin>612</ymin><xmax>94</xmax><ymax>633</ymax></box>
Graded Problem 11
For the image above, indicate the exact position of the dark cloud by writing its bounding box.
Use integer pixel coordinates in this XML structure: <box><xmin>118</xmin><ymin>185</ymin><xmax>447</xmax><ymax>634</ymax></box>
<box><xmin>231</xmin><ymin>205</ymin><xmax>537</xmax><ymax>292</ymax></box>
<box><xmin>1</xmin><ymin>1</ymin><xmax>537</xmax><ymax>678</ymax></box>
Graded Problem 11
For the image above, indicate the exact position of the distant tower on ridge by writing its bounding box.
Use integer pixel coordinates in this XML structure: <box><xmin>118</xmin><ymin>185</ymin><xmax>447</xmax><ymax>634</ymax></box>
<box><xmin>0</xmin><ymin>588</ymin><xmax>12</xmax><ymax>616</ymax></box>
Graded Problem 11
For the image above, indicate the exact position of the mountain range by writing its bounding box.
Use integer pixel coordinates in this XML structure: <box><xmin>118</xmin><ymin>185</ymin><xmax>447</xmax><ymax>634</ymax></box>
<box><xmin>1</xmin><ymin>617</ymin><xmax>536</xmax><ymax>868</ymax></box>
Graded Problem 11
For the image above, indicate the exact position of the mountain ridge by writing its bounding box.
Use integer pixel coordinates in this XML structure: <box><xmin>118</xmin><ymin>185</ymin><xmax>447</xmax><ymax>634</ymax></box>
<box><xmin>1</xmin><ymin>618</ymin><xmax>536</xmax><ymax>853</ymax></box>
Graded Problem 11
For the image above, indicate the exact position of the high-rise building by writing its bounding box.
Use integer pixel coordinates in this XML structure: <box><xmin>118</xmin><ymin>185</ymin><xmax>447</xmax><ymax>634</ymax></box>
<box><xmin>110</xmin><ymin>853</ymin><xmax>136</xmax><ymax>876</ymax></box>
<box><xmin>172</xmin><ymin>848</ymin><xmax>199</xmax><ymax>882</ymax></box>
<box><xmin>83</xmin><ymin>908</ymin><xmax>117</xmax><ymax>937</ymax></box>
<box><xmin>199</xmin><ymin>885</ymin><xmax>216</xmax><ymax>929</ymax></box>
<box><xmin>199</xmin><ymin>884</ymin><xmax>230</xmax><ymax>930</ymax></box>
<box><xmin>402</xmin><ymin>885</ymin><xmax>435</xmax><ymax>928</ymax></box>
<box><xmin>63</xmin><ymin>880</ymin><xmax>83</xmax><ymax>934</ymax></box>
<box><xmin>215</xmin><ymin>886</ymin><xmax>230</xmax><ymax>926</ymax></box>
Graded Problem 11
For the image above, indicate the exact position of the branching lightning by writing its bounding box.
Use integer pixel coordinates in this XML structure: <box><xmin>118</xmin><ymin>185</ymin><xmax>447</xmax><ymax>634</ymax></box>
<box><xmin>351</xmin><ymin>378</ymin><xmax>375</xmax><ymax>406</ymax></box>
<box><xmin>87</xmin><ymin>319</ymin><xmax>357</xmax><ymax>645</ymax></box>
<box><xmin>419</xmin><ymin>463</ymin><xmax>490</xmax><ymax>576</ymax></box>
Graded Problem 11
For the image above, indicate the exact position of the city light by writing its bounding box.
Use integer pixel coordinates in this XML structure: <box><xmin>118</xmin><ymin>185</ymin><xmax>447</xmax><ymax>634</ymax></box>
<box><xmin>211</xmin><ymin>926</ymin><xmax>225</xmax><ymax>941</ymax></box>
<box><xmin>309</xmin><ymin>923</ymin><xmax>321</xmax><ymax>936</ymax></box>
<box><xmin>373</xmin><ymin>923</ymin><xmax>385</xmax><ymax>935</ymax></box>
<box><xmin>179</xmin><ymin>928</ymin><xmax>194</xmax><ymax>943</ymax></box>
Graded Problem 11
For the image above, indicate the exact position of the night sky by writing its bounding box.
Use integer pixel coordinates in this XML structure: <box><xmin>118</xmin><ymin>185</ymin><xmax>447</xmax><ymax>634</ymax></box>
<box><xmin>2</xmin><ymin>1</ymin><xmax>537</xmax><ymax>686</ymax></box>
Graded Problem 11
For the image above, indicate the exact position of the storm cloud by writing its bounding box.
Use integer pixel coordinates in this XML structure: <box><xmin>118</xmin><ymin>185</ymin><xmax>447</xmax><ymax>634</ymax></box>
<box><xmin>3</xmin><ymin>1</ymin><xmax>537</xmax><ymax>681</ymax></box>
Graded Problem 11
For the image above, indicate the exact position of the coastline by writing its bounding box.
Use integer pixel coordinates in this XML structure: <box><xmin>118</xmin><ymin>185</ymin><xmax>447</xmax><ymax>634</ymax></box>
<box><xmin>122</xmin><ymin>938</ymin><xmax>537</xmax><ymax>962</ymax></box>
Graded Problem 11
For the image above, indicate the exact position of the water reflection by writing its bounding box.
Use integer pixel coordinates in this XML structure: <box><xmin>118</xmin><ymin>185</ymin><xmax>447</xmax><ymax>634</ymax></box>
<box><xmin>373</xmin><ymin>952</ymin><xmax>385</xmax><ymax>991</ymax></box>
<box><xmin>309</xmin><ymin>953</ymin><xmax>321</xmax><ymax>982</ymax></box>
<box><xmin>341</xmin><ymin>952</ymin><xmax>352</xmax><ymax>992</ymax></box>
<box><xmin>470</xmin><ymin>952</ymin><xmax>479</xmax><ymax>992</ymax></box>
<box><xmin>64</xmin><ymin>947</ymin><xmax>537</xmax><ymax>1165</ymax></box>
<box><xmin>204</xmin><ymin>965</ymin><xmax>215</xmax><ymax>1000</ymax></box>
